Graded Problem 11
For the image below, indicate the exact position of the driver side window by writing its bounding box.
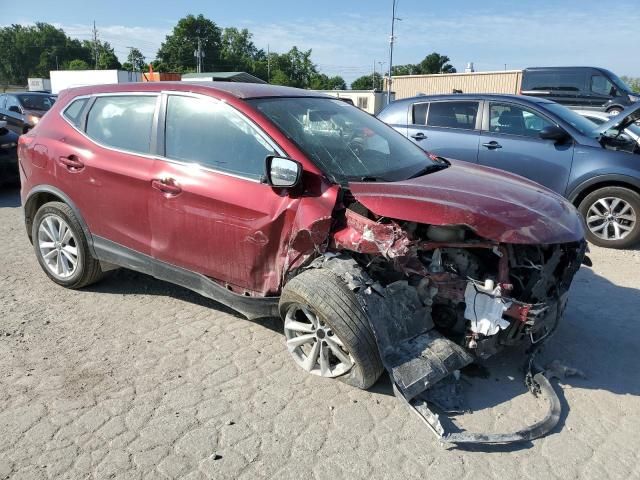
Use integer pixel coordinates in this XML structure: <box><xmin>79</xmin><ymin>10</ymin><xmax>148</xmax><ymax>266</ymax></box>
<box><xmin>489</xmin><ymin>103</ymin><xmax>553</xmax><ymax>138</ymax></box>
<box><xmin>165</xmin><ymin>95</ymin><xmax>276</xmax><ymax>181</ymax></box>
<box><xmin>591</xmin><ymin>75</ymin><xmax>616</xmax><ymax>97</ymax></box>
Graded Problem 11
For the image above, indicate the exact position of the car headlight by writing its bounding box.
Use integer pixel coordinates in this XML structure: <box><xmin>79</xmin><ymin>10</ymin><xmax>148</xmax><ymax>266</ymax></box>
<box><xmin>629</xmin><ymin>94</ymin><xmax>639</xmax><ymax>103</ymax></box>
<box><xmin>27</xmin><ymin>115</ymin><xmax>40</xmax><ymax>125</ymax></box>
<box><xmin>0</xmin><ymin>142</ymin><xmax>17</xmax><ymax>148</ymax></box>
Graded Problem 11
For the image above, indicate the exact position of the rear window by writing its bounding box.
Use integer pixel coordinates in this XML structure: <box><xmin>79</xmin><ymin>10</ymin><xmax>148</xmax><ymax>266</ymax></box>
<box><xmin>86</xmin><ymin>95</ymin><xmax>156</xmax><ymax>154</ymax></box>
<box><xmin>412</xmin><ymin>103</ymin><xmax>428</xmax><ymax>125</ymax></box>
<box><xmin>63</xmin><ymin>98</ymin><xmax>88</xmax><ymax>127</ymax></box>
<box><xmin>426</xmin><ymin>101</ymin><xmax>478</xmax><ymax>130</ymax></box>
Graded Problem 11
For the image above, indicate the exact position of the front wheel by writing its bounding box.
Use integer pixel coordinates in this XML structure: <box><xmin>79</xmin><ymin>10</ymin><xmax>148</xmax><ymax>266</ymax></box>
<box><xmin>578</xmin><ymin>187</ymin><xmax>640</xmax><ymax>248</ymax></box>
<box><xmin>606</xmin><ymin>107</ymin><xmax>623</xmax><ymax>116</ymax></box>
<box><xmin>279</xmin><ymin>268</ymin><xmax>383</xmax><ymax>389</ymax></box>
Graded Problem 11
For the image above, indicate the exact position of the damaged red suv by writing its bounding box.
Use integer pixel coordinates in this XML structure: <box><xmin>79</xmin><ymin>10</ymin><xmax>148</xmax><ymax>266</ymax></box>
<box><xmin>18</xmin><ymin>83</ymin><xmax>587</xmax><ymax>444</ymax></box>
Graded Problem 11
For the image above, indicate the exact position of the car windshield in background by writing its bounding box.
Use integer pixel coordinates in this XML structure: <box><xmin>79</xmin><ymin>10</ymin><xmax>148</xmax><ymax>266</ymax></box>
<box><xmin>17</xmin><ymin>94</ymin><xmax>56</xmax><ymax>111</ymax></box>
<box><xmin>544</xmin><ymin>103</ymin><xmax>600</xmax><ymax>136</ymax></box>
<box><xmin>249</xmin><ymin>97</ymin><xmax>436</xmax><ymax>183</ymax></box>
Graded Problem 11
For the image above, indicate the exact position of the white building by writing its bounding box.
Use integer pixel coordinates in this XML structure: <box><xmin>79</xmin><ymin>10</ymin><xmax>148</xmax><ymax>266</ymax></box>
<box><xmin>311</xmin><ymin>90</ymin><xmax>395</xmax><ymax>115</ymax></box>
<box><xmin>50</xmin><ymin>70</ymin><xmax>142</xmax><ymax>94</ymax></box>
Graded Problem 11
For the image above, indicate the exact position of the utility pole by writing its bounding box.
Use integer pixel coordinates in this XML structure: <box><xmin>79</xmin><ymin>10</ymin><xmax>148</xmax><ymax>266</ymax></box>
<box><xmin>372</xmin><ymin>60</ymin><xmax>376</xmax><ymax>91</ymax></box>
<box><xmin>92</xmin><ymin>20</ymin><xmax>99</xmax><ymax>69</ymax></box>
<box><xmin>378</xmin><ymin>61</ymin><xmax>386</xmax><ymax>91</ymax></box>
<box><xmin>126</xmin><ymin>46</ymin><xmax>136</xmax><ymax>72</ymax></box>
<box><xmin>386</xmin><ymin>0</ymin><xmax>401</xmax><ymax>104</ymax></box>
<box><xmin>194</xmin><ymin>38</ymin><xmax>204</xmax><ymax>73</ymax></box>
<box><xmin>267</xmin><ymin>44</ymin><xmax>271</xmax><ymax>83</ymax></box>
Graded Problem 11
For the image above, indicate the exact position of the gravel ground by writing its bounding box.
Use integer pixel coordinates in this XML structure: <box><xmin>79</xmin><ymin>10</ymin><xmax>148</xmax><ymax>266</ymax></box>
<box><xmin>1</xmin><ymin>185</ymin><xmax>639</xmax><ymax>480</ymax></box>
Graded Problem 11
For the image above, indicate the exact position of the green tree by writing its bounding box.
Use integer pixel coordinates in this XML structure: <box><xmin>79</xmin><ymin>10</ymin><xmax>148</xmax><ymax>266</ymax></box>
<box><xmin>620</xmin><ymin>75</ymin><xmax>640</xmax><ymax>93</ymax></box>
<box><xmin>67</xmin><ymin>59</ymin><xmax>91</xmax><ymax>70</ymax></box>
<box><xmin>351</xmin><ymin>72</ymin><xmax>382</xmax><ymax>90</ymax></box>
<box><xmin>310</xmin><ymin>74</ymin><xmax>346</xmax><ymax>90</ymax></box>
<box><xmin>124</xmin><ymin>47</ymin><xmax>146</xmax><ymax>71</ymax></box>
<box><xmin>391</xmin><ymin>53</ymin><xmax>456</xmax><ymax>76</ymax></box>
<box><xmin>82</xmin><ymin>40</ymin><xmax>120</xmax><ymax>69</ymax></box>
<box><xmin>220</xmin><ymin>27</ymin><xmax>257</xmax><ymax>71</ymax></box>
<box><xmin>156</xmin><ymin>14</ymin><xmax>222</xmax><ymax>73</ymax></box>
<box><xmin>0</xmin><ymin>23</ymin><xmax>92</xmax><ymax>84</ymax></box>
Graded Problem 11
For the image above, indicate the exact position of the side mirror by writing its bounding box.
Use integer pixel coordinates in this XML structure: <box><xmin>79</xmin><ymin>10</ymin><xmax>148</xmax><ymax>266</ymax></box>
<box><xmin>266</xmin><ymin>156</ymin><xmax>302</xmax><ymax>188</ymax></box>
<box><xmin>8</xmin><ymin>105</ymin><xmax>22</xmax><ymax>114</ymax></box>
<box><xmin>539</xmin><ymin>125</ymin><xmax>569</xmax><ymax>143</ymax></box>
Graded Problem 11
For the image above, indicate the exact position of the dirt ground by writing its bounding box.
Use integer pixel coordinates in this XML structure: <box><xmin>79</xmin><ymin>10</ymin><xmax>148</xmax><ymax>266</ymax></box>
<box><xmin>1</xmin><ymin>185</ymin><xmax>639</xmax><ymax>480</ymax></box>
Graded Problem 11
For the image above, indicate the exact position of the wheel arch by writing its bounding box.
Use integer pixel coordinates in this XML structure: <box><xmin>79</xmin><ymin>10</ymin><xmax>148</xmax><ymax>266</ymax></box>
<box><xmin>568</xmin><ymin>175</ymin><xmax>640</xmax><ymax>208</ymax></box>
<box><xmin>24</xmin><ymin>185</ymin><xmax>96</xmax><ymax>256</ymax></box>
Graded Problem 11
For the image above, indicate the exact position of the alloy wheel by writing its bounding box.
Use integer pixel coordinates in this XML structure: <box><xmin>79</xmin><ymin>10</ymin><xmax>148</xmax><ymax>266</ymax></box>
<box><xmin>37</xmin><ymin>214</ymin><xmax>80</xmax><ymax>279</ymax></box>
<box><xmin>586</xmin><ymin>197</ymin><xmax>637</xmax><ymax>241</ymax></box>
<box><xmin>284</xmin><ymin>304</ymin><xmax>354</xmax><ymax>378</ymax></box>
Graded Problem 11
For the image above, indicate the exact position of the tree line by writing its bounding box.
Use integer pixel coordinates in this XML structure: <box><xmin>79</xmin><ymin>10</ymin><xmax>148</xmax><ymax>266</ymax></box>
<box><xmin>0</xmin><ymin>14</ymin><xmax>463</xmax><ymax>91</ymax></box>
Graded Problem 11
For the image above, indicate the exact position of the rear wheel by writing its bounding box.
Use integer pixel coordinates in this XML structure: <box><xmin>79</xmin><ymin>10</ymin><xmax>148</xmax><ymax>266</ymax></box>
<box><xmin>32</xmin><ymin>201</ymin><xmax>104</xmax><ymax>288</ymax></box>
<box><xmin>279</xmin><ymin>268</ymin><xmax>383</xmax><ymax>389</ymax></box>
<box><xmin>606</xmin><ymin>107</ymin><xmax>623</xmax><ymax>116</ymax></box>
<box><xmin>578</xmin><ymin>187</ymin><xmax>640</xmax><ymax>248</ymax></box>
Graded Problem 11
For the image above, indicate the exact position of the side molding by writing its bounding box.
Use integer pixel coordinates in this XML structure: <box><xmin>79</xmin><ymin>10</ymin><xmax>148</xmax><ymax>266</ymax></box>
<box><xmin>92</xmin><ymin>236</ymin><xmax>280</xmax><ymax>320</ymax></box>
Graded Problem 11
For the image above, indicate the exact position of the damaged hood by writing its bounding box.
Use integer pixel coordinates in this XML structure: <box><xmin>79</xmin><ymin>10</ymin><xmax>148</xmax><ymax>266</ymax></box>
<box><xmin>348</xmin><ymin>160</ymin><xmax>584</xmax><ymax>244</ymax></box>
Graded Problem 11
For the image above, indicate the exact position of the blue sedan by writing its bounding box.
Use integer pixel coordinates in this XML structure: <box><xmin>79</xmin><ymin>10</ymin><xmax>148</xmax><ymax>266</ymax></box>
<box><xmin>378</xmin><ymin>94</ymin><xmax>640</xmax><ymax>248</ymax></box>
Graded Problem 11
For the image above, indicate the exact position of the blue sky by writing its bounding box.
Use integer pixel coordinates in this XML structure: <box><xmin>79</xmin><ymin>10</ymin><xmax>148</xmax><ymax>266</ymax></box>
<box><xmin>4</xmin><ymin>0</ymin><xmax>639</xmax><ymax>85</ymax></box>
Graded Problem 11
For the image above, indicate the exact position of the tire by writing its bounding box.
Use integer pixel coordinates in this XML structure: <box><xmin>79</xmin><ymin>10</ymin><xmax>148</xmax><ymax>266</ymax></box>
<box><xmin>578</xmin><ymin>187</ymin><xmax>640</xmax><ymax>248</ymax></box>
<box><xmin>32</xmin><ymin>201</ymin><xmax>104</xmax><ymax>288</ymax></box>
<box><xmin>606</xmin><ymin>107</ymin><xmax>623</xmax><ymax>116</ymax></box>
<box><xmin>279</xmin><ymin>268</ymin><xmax>384</xmax><ymax>389</ymax></box>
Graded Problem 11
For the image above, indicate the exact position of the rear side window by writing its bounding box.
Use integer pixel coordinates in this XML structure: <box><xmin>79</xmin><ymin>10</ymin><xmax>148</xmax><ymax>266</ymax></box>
<box><xmin>523</xmin><ymin>70</ymin><xmax>585</xmax><ymax>92</ymax></box>
<box><xmin>164</xmin><ymin>95</ymin><xmax>275</xmax><ymax>180</ymax></box>
<box><xmin>86</xmin><ymin>95</ymin><xmax>157</xmax><ymax>154</ymax></box>
<box><xmin>63</xmin><ymin>98</ymin><xmax>88</xmax><ymax>127</ymax></box>
<box><xmin>412</xmin><ymin>103</ymin><xmax>428</xmax><ymax>125</ymax></box>
<box><xmin>427</xmin><ymin>101</ymin><xmax>478</xmax><ymax>130</ymax></box>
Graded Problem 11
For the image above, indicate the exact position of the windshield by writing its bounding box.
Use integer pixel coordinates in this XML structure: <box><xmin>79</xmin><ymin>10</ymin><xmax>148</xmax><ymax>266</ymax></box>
<box><xmin>248</xmin><ymin>97</ymin><xmax>435</xmax><ymax>183</ymax></box>
<box><xmin>17</xmin><ymin>94</ymin><xmax>56</xmax><ymax>111</ymax></box>
<box><xmin>607</xmin><ymin>71</ymin><xmax>633</xmax><ymax>95</ymax></box>
<box><xmin>544</xmin><ymin>103</ymin><xmax>600</xmax><ymax>136</ymax></box>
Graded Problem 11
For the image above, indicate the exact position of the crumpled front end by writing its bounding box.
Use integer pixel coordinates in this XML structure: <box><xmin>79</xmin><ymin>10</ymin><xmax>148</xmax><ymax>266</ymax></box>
<box><xmin>311</xmin><ymin>200</ymin><xmax>586</xmax><ymax>444</ymax></box>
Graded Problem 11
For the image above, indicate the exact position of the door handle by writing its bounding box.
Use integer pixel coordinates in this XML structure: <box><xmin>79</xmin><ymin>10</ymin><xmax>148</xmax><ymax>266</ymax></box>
<box><xmin>58</xmin><ymin>155</ymin><xmax>85</xmax><ymax>171</ymax></box>
<box><xmin>482</xmin><ymin>141</ymin><xmax>502</xmax><ymax>150</ymax></box>
<box><xmin>152</xmin><ymin>178</ymin><xmax>182</xmax><ymax>195</ymax></box>
<box><xmin>411</xmin><ymin>132</ymin><xmax>427</xmax><ymax>141</ymax></box>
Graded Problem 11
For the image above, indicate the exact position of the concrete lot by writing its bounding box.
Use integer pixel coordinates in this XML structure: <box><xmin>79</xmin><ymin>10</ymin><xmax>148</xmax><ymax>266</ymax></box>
<box><xmin>0</xmin><ymin>185</ymin><xmax>639</xmax><ymax>480</ymax></box>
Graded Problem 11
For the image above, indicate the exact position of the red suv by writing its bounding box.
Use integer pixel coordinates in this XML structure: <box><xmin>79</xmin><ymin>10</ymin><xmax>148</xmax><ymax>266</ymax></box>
<box><xmin>18</xmin><ymin>82</ymin><xmax>586</xmax><ymax>444</ymax></box>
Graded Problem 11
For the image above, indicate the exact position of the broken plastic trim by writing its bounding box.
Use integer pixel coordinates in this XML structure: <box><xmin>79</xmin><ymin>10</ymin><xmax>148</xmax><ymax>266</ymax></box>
<box><xmin>393</xmin><ymin>368</ymin><xmax>561</xmax><ymax>445</ymax></box>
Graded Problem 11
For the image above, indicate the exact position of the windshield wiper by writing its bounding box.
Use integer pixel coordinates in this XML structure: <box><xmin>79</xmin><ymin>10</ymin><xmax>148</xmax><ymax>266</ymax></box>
<box><xmin>408</xmin><ymin>162</ymin><xmax>449</xmax><ymax>179</ymax></box>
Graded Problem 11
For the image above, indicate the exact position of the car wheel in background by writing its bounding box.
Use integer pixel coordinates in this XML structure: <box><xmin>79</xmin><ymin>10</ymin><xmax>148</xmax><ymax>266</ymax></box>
<box><xmin>578</xmin><ymin>187</ymin><xmax>640</xmax><ymax>248</ymax></box>
<box><xmin>606</xmin><ymin>107</ymin><xmax>623</xmax><ymax>116</ymax></box>
<box><xmin>279</xmin><ymin>268</ymin><xmax>383</xmax><ymax>389</ymax></box>
<box><xmin>32</xmin><ymin>201</ymin><xmax>104</xmax><ymax>288</ymax></box>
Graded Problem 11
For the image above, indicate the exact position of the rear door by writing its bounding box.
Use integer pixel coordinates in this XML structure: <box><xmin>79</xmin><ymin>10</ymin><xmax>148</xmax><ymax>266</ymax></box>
<box><xmin>408</xmin><ymin>100</ymin><xmax>481</xmax><ymax>163</ymax></box>
<box><xmin>148</xmin><ymin>92</ymin><xmax>296</xmax><ymax>295</ymax></box>
<box><xmin>477</xmin><ymin>101</ymin><xmax>574</xmax><ymax>194</ymax></box>
<box><xmin>54</xmin><ymin>93</ymin><xmax>159</xmax><ymax>254</ymax></box>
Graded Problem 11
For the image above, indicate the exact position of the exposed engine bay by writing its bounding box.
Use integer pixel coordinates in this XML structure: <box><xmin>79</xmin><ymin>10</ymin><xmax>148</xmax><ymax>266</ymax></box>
<box><xmin>306</xmin><ymin>198</ymin><xmax>587</xmax><ymax>444</ymax></box>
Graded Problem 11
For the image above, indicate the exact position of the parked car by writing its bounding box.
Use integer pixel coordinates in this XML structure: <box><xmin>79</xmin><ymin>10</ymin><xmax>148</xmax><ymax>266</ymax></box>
<box><xmin>18</xmin><ymin>82</ymin><xmax>587</xmax><ymax>444</ymax></box>
<box><xmin>0</xmin><ymin>92</ymin><xmax>57</xmax><ymax>135</ymax></box>
<box><xmin>520</xmin><ymin>67</ymin><xmax>638</xmax><ymax>115</ymax></box>
<box><xmin>379</xmin><ymin>94</ymin><xmax>640</xmax><ymax>248</ymax></box>
<box><xmin>574</xmin><ymin>109</ymin><xmax>640</xmax><ymax>144</ymax></box>
<box><xmin>0</xmin><ymin>120</ymin><xmax>19</xmax><ymax>185</ymax></box>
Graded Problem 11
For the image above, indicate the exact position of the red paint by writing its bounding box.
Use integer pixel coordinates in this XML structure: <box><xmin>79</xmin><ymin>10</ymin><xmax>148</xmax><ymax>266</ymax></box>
<box><xmin>349</xmin><ymin>160</ymin><xmax>585</xmax><ymax>244</ymax></box>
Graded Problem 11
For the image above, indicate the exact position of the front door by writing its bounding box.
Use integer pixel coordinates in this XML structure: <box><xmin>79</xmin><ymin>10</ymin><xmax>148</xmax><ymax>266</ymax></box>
<box><xmin>478</xmin><ymin>101</ymin><xmax>574</xmax><ymax>195</ymax></box>
<box><xmin>148</xmin><ymin>93</ymin><xmax>297</xmax><ymax>295</ymax></box>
